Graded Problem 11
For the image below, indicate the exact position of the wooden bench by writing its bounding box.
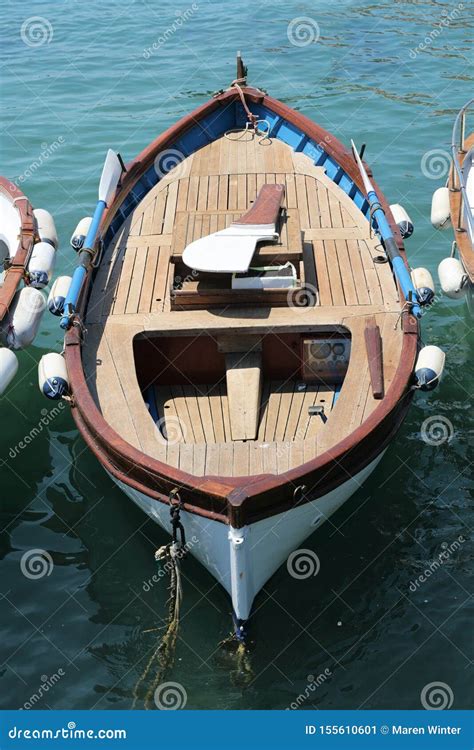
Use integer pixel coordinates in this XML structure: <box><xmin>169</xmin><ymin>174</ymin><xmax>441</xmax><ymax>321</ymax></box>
<box><xmin>171</xmin><ymin>208</ymin><xmax>303</xmax><ymax>264</ymax></box>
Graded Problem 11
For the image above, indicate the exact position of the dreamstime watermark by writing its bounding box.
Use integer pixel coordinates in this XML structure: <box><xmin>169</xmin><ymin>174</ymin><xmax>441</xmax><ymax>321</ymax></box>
<box><xmin>172</xmin><ymin>267</ymin><xmax>199</xmax><ymax>292</ymax></box>
<box><xmin>20</xmin><ymin>16</ymin><xmax>53</xmax><ymax>47</ymax></box>
<box><xmin>287</xmin><ymin>282</ymin><xmax>319</xmax><ymax>310</ymax></box>
<box><xmin>154</xmin><ymin>681</ymin><xmax>187</xmax><ymax>710</ymax></box>
<box><xmin>421</xmin><ymin>148</ymin><xmax>451</xmax><ymax>180</ymax></box>
<box><xmin>287</xmin><ymin>548</ymin><xmax>320</xmax><ymax>579</ymax></box>
<box><xmin>16</xmin><ymin>137</ymin><xmax>66</xmax><ymax>185</ymax></box>
<box><xmin>8</xmin><ymin>724</ymin><xmax>127</xmax><ymax>740</ymax></box>
<box><xmin>287</xmin><ymin>669</ymin><xmax>333</xmax><ymax>709</ymax></box>
<box><xmin>409</xmin><ymin>4</ymin><xmax>464</xmax><ymax>59</ymax></box>
<box><xmin>287</xmin><ymin>17</ymin><xmax>320</xmax><ymax>47</ymax></box>
<box><xmin>142</xmin><ymin>536</ymin><xmax>199</xmax><ymax>592</ymax></box>
<box><xmin>420</xmin><ymin>415</ymin><xmax>454</xmax><ymax>446</ymax></box>
<box><xmin>20</xmin><ymin>549</ymin><xmax>53</xmax><ymax>580</ymax></box>
<box><xmin>420</xmin><ymin>681</ymin><xmax>454</xmax><ymax>710</ymax></box>
<box><xmin>154</xmin><ymin>415</ymin><xmax>187</xmax><ymax>445</ymax></box>
<box><xmin>153</xmin><ymin>148</ymin><xmax>186</xmax><ymax>180</ymax></box>
<box><xmin>143</xmin><ymin>5</ymin><xmax>199</xmax><ymax>59</ymax></box>
<box><xmin>20</xmin><ymin>669</ymin><xmax>65</xmax><ymax>710</ymax></box>
<box><xmin>8</xmin><ymin>402</ymin><xmax>66</xmax><ymax>459</ymax></box>
<box><xmin>408</xmin><ymin>535</ymin><xmax>465</xmax><ymax>592</ymax></box>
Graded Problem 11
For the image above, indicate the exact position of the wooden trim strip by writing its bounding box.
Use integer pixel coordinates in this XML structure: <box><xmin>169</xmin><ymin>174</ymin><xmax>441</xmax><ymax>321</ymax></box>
<box><xmin>0</xmin><ymin>177</ymin><xmax>36</xmax><ymax>321</ymax></box>
<box><xmin>365</xmin><ymin>317</ymin><xmax>384</xmax><ymax>399</ymax></box>
<box><xmin>64</xmin><ymin>87</ymin><xmax>420</xmax><ymax>527</ymax></box>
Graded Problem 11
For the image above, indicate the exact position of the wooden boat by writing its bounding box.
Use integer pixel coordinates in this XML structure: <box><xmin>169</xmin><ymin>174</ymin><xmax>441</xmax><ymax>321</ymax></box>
<box><xmin>0</xmin><ymin>178</ymin><xmax>57</xmax><ymax>394</ymax></box>
<box><xmin>51</xmin><ymin>60</ymin><xmax>436</xmax><ymax>638</ymax></box>
<box><xmin>432</xmin><ymin>98</ymin><xmax>474</xmax><ymax>314</ymax></box>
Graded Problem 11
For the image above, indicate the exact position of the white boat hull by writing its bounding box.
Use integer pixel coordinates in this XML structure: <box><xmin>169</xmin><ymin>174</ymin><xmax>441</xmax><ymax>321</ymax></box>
<box><xmin>109</xmin><ymin>450</ymin><xmax>386</xmax><ymax>632</ymax></box>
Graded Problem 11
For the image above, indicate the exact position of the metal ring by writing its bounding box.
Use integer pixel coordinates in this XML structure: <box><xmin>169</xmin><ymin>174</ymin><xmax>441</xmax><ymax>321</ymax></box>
<box><xmin>169</xmin><ymin>487</ymin><xmax>182</xmax><ymax>506</ymax></box>
<box><xmin>293</xmin><ymin>485</ymin><xmax>307</xmax><ymax>504</ymax></box>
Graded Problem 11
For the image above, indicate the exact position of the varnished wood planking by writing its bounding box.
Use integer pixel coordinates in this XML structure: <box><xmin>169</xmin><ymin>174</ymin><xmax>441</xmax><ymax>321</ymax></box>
<box><xmin>84</xmin><ymin>131</ymin><xmax>405</xmax><ymax>480</ymax></box>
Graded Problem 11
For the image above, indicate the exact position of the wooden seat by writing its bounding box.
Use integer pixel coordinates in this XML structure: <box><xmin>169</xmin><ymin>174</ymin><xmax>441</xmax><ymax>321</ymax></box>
<box><xmin>83</xmin><ymin>133</ymin><xmax>404</xmax><ymax>479</ymax></box>
<box><xmin>225</xmin><ymin>351</ymin><xmax>262</xmax><ymax>441</ymax></box>
<box><xmin>171</xmin><ymin>208</ymin><xmax>303</xmax><ymax>264</ymax></box>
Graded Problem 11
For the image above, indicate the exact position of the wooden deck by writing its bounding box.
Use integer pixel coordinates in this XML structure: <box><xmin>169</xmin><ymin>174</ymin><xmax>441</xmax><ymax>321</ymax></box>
<box><xmin>83</xmin><ymin>133</ymin><xmax>403</xmax><ymax>477</ymax></box>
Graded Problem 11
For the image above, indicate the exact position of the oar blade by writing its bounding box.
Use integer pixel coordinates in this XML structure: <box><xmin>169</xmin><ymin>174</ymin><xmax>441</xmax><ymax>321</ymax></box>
<box><xmin>351</xmin><ymin>139</ymin><xmax>373</xmax><ymax>195</ymax></box>
<box><xmin>98</xmin><ymin>149</ymin><xmax>122</xmax><ymax>205</ymax></box>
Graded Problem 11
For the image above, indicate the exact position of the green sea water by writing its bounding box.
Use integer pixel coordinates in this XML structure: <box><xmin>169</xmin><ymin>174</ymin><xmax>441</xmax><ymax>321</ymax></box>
<box><xmin>1</xmin><ymin>0</ymin><xmax>472</xmax><ymax>710</ymax></box>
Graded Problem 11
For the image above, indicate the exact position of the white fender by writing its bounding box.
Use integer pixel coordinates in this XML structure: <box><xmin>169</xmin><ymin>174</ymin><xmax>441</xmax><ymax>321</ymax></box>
<box><xmin>437</xmin><ymin>257</ymin><xmax>467</xmax><ymax>299</ymax></box>
<box><xmin>0</xmin><ymin>348</ymin><xmax>19</xmax><ymax>395</ymax></box>
<box><xmin>390</xmin><ymin>203</ymin><xmax>414</xmax><ymax>239</ymax></box>
<box><xmin>27</xmin><ymin>241</ymin><xmax>56</xmax><ymax>289</ymax></box>
<box><xmin>414</xmin><ymin>345</ymin><xmax>445</xmax><ymax>391</ymax></box>
<box><xmin>431</xmin><ymin>187</ymin><xmax>451</xmax><ymax>229</ymax></box>
<box><xmin>70</xmin><ymin>217</ymin><xmax>93</xmax><ymax>251</ymax></box>
<box><xmin>411</xmin><ymin>267</ymin><xmax>435</xmax><ymax>305</ymax></box>
<box><xmin>38</xmin><ymin>352</ymin><xmax>69</xmax><ymax>400</ymax></box>
<box><xmin>47</xmin><ymin>275</ymin><xmax>72</xmax><ymax>316</ymax></box>
<box><xmin>33</xmin><ymin>209</ymin><xmax>58</xmax><ymax>249</ymax></box>
<box><xmin>0</xmin><ymin>287</ymin><xmax>46</xmax><ymax>350</ymax></box>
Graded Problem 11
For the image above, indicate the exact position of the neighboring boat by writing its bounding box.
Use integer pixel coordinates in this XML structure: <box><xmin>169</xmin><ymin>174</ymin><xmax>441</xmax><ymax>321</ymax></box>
<box><xmin>432</xmin><ymin>98</ymin><xmax>474</xmax><ymax>314</ymax></box>
<box><xmin>40</xmin><ymin>59</ymin><xmax>444</xmax><ymax>638</ymax></box>
<box><xmin>0</xmin><ymin>177</ymin><xmax>58</xmax><ymax>395</ymax></box>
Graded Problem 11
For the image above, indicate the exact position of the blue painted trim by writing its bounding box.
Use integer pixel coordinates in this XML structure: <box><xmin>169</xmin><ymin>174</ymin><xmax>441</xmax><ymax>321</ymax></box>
<box><xmin>333</xmin><ymin>384</ymin><xmax>342</xmax><ymax>405</ymax></box>
<box><xmin>100</xmin><ymin>99</ymin><xmax>408</xmax><ymax>309</ymax></box>
<box><xmin>60</xmin><ymin>199</ymin><xmax>106</xmax><ymax>329</ymax></box>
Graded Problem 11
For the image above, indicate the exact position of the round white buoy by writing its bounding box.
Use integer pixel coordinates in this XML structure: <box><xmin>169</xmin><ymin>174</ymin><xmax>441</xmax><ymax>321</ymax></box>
<box><xmin>414</xmin><ymin>345</ymin><xmax>446</xmax><ymax>391</ymax></box>
<box><xmin>411</xmin><ymin>267</ymin><xmax>435</xmax><ymax>306</ymax></box>
<box><xmin>38</xmin><ymin>352</ymin><xmax>69</xmax><ymax>399</ymax></box>
<box><xmin>70</xmin><ymin>217</ymin><xmax>93</xmax><ymax>251</ymax></box>
<box><xmin>438</xmin><ymin>257</ymin><xmax>467</xmax><ymax>299</ymax></box>
<box><xmin>0</xmin><ymin>348</ymin><xmax>19</xmax><ymax>395</ymax></box>
<box><xmin>47</xmin><ymin>275</ymin><xmax>72</xmax><ymax>316</ymax></box>
<box><xmin>0</xmin><ymin>286</ymin><xmax>46</xmax><ymax>350</ymax></box>
<box><xmin>390</xmin><ymin>203</ymin><xmax>414</xmax><ymax>239</ymax></box>
<box><xmin>33</xmin><ymin>208</ymin><xmax>58</xmax><ymax>249</ymax></box>
<box><xmin>430</xmin><ymin>187</ymin><xmax>451</xmax><ymax>229</ymax></box>
<box><xmin>27</xmin><ymin>241</ymin><xmax>56</xmax><ymax>289</ymax></box>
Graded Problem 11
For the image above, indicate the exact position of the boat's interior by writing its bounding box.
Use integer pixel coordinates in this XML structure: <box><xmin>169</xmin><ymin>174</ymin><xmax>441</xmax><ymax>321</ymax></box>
<box><xmin>83</xmin><ymin>131</ymin><xmax>404</xmax><ymax>478</ymax></box>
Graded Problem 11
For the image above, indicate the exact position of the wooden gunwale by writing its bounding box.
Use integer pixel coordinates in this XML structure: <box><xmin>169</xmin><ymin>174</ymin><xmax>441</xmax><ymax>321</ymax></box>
<box><xmin>449</xmin><ymin>132</ymin><xmax>474</xmax><ymax>281</ymax></box>
<box><xmin>0</xmin><ymin>177</ymin><xmax>36</xmax><ymax>322</ymax></box>
<box><xmin>64</xmin><ymin>88</ymin><xmax>419</xmax><ymax>527</ymax></box>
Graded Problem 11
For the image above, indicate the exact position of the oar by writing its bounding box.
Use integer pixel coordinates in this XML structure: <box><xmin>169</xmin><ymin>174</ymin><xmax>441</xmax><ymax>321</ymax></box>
<box><xmin>60</xmin><ymin>149</ymin><xmax>123</xmax><ymax>330</ymax></box>
<box><xmin>350</xmin><ymin>140</ymin><xmax>422</xmax><ymax>319</ymax></box>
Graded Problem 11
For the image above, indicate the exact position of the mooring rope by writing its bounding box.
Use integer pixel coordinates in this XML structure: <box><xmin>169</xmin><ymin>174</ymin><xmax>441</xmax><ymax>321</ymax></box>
<box><xmin>132</xmin><ymin>492</ymin><xmax>186</xmax><ymax>710</ymax></box>
<box><xmin>217</xmin><ymin>633</ymin><xmax>254</xmax><ymax>687</ymax></box>
<box><xmin>225</xmin><ymin>78</ymin><xmax>271</xmax><ymax>142</ymax></box>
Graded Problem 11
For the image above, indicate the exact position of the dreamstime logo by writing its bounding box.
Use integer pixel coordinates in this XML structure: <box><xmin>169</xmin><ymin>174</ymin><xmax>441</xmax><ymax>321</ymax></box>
<box><xmin>421</xmin><ymin>415</ymin><xmax>454</xmax><ymax>446</ymax></box>
<box><xmin>16</xmin><ymin>137</ymin><xmax>66</xmax><ymax>185</ymax></box>
<box><xmin>287</xmin><ymin>17</ymin><xmax>320</xmax><ymax>47</ymax></box>
<box><xmin>409</xmin><ymin>3</ymin><xmax>464</xmax><ymax>59</ymax></box>
<box><xmin>20</xmin><ymin>549</ymin><xmax>53</xmax><ymax>580</ymax></box>
<box><xmin>408</xmin><ymin>535</ymin><xmax>465</xmax><ymax>592</ymax></box>
<box><xmin>154</xmin><ymin>681</ymin><xmax>187</xmax><ymax>710</ymax></box>
<box><xmin>20</xmin><ymin>17</ymin><xmax>53</xmax><ymax>47</ymax></box>
<box><xmin>287</xmin><ymin>549</ymin><xmax>320</xmax><ymax>579</ymax></box>
<box><xmin>9</xmin><ymin>402</ymin><xmax>66</xmax><ymax>459</ymax></box>
<box><xmin>142</xmin><ymin>536</ymin><xmax>199</xmax><ymax>592</ymax></box>
<box><xmin>143</xmin><ymin>4</ymin><xmax>199</xmax><ymax>59</ymax></box>
<box><xmin>287</xmin><ymin>283</ymin><xmax>319</xmax><ymax>311</ymax></box>
<box><xmin>287</xmin><ymin>669</ymin><xmax>333</xmax><ymax>709</ymax></box>
<box><xmin>420</xmin><ymin>681</ymin><xmax>454</xmax><ymax>710</ymax></box>
<box><xmin>153</xmin><ymin>149</ymin><xmax>186</xmax><ymax>180</ymax></box>
<box><xmin>155</xmin><ymin>415</ymin><xmax>186</xmax><ymax>445</ymax></box>
<box><xmin>421</xmin><ymin>149</ymin><xmax>451</xmax><ymax>180</ymax></box>
<box><xmin>20</xmin><ymin>669</ymin><xmax>65</xmax><ymax>710</ymax></box>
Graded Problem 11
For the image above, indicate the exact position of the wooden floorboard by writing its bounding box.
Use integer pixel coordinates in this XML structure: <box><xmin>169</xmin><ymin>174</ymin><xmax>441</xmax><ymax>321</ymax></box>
<box><xmin>84</xmin><ymin>131</ymin><xmax>405</xmax><ymax>479</ymax></box>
